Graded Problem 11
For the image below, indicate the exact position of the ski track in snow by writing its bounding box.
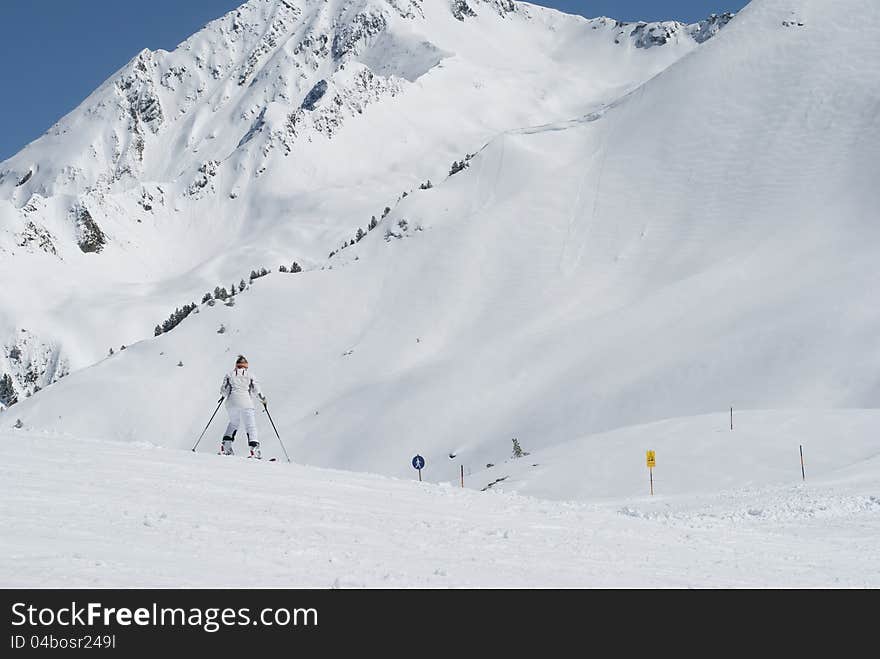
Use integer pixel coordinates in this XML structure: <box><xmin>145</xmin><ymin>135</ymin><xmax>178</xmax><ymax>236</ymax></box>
<box><xmin>1</xmin><ymin>430</ymin><xmax>878</xmax><ymax>588</ymax></box>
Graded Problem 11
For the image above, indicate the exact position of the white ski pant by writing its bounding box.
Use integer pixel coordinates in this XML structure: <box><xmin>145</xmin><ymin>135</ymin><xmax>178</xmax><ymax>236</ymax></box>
<box><xmin>225</xmin><ymin>406</ymin><xmax>258</xmax><ymax>444</ymax></box>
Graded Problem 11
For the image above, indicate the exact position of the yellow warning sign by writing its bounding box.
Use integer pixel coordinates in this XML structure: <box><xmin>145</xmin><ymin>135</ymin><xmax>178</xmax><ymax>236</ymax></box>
<box><xmin>646</xmin><ymin>450</ymin><xmax>656</xmax><ymax>468</ymax></box>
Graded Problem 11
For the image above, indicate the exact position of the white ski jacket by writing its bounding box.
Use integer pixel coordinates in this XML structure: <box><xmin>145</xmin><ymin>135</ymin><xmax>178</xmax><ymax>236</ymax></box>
<box><xmin>220</xmin><ymin>367</ymin><xmax>264</xmax><ymax>409</ymax></box>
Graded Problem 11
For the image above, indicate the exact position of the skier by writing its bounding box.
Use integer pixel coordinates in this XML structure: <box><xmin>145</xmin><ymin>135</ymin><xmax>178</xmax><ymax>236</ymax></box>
<box><xmin>219</xmin><ymin>354</ymin><xmax>267</xmax><ymax>458</ymax></box>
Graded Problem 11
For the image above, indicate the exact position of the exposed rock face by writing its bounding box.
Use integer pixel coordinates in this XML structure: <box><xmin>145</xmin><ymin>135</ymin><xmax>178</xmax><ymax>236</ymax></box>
<box><xmin>689</xmin><ymin>12</ymin><xmax>736</xmax><ymax>44</ymax></box>
<box><xmin>333</xmin><ymin>11</ymin><xmax>389</xmax><ymax>60</ymax></box>
<box><xmin>18</xmin><ymin>221</ymin><xmax>57</xmax><ymax>256</ymax></box>
<box><xmin>2</xmin><ymin>330</ymin><xmax>70</xmax><ymax>405</ymax></box>
<box><xmin>301</xmin><ymin>79</ymin><xmax>329</xmax><ymax>110</ymax></box>
<box><xmin>72</xmin><ymin>205</ymin><xmax>106</xmax><ymax>253</ymax></box>
<box><xmin>451</xmin><ymin>0</ymin><xmax>477</xmax><ymax>22</ymax></box>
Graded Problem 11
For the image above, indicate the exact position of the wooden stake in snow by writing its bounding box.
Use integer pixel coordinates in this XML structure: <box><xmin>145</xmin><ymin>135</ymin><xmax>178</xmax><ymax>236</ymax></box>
<box><xmin>730</xmin><ymin>406</ymin><xmax>734</xmax><ymax>431</ymax></box>
<box><xmin>460</xmin><ymin>464</ymin><xmax>464</xmax><ymax>488</ymax></box>
<box><xmin>800</xmin><ymin>445</ymin><xmax>806</xmax><ymax>481</ymax></box>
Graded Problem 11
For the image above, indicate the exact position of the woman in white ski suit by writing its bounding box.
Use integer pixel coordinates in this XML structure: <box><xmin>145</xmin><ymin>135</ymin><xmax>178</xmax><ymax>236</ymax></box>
<box><xmin>219</xmin><ymin>355</ymin><xmax>266</xmax><ymax>458</ymax></box>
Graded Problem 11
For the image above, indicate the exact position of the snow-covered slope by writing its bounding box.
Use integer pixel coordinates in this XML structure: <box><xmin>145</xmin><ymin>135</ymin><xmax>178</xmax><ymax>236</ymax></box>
<box><xmin>7</xmin><ymin>0</ymin><xmax>879</xmax><ymax>490</ymax></box>
<box><xmin>3</xmin><ymin>0</ymin><xmax>880</xmax><ymax>588</ymax></box>
<box><xmin>2</xmin><ymin>411</ymin><xmax>878</xmax><ymax>586</ymax></box>
<box><xmin>0</xmin><ymin>0</ymin><xmax>723</xmax><ymax>399</ymax></box>
<box><xmin>471</xmin><ymin>410</ymin><xmax>880</xmax><ymax>501</ymax></box>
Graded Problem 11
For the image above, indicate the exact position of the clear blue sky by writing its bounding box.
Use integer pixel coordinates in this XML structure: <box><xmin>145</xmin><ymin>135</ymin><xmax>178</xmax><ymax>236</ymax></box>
<box><xmin>0</xmin><ymin>1</ymin><xmax>746</xmax><ymax>161</ymax></box>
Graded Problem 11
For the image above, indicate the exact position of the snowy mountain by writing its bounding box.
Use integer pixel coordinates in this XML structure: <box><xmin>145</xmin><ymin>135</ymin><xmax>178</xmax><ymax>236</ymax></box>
<box><xmin>5</xmin><ymin>0</ymin><xmax>880</xmax><ymax>490</ymax></box>
<box><xmin>3</xmin><ymin>0</ymin><xmax>880</xmax><ymax>588</ymax></box>
<box><xmin>0</xmin><ymin>0</ymin><xmax>726</xmax><ymax>401</ymax></box>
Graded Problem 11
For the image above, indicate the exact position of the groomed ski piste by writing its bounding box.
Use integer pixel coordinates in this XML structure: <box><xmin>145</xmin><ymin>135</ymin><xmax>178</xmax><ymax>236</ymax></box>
<box><xmin>2</xmin><ymin>0</ymin><xmax>880</xmax><ymax>587</ymax></box>
<box><xmin>2</xmin><ymin>409</ymin><xmax>879</xmax><ymax>587</ymax></box>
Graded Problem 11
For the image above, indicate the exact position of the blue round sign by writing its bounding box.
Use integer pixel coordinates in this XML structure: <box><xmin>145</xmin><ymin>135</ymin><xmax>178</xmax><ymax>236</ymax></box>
<box><xmin>412</xmin><ymin>455</ymin><xmax>425</xmax><ymax>470</ymax></box>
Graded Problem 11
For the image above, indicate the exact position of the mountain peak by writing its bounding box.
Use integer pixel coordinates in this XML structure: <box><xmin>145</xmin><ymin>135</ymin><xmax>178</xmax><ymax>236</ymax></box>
<box><xmin>0</xmin><ymin>0</ymin><xmax>734</xmax><ymax>401</ymax></box>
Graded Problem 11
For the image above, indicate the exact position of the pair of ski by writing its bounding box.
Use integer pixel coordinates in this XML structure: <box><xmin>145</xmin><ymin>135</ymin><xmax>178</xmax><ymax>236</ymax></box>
<box><xmin>217</xmin><ymin>449</ymin><xmax>277</xmax><ymax>462</ymax></box>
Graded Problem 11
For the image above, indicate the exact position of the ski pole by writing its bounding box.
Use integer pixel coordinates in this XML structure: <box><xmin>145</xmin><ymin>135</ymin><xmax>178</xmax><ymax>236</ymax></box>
<box><xmin>263</xmin><ymin>402</ymin><xmax>292</xmax><ymax>463</ymax></box>
<box><xmin>192</xmin><ymin>397</ymin><xmax>224</xmax><ymax>452</ymax></box>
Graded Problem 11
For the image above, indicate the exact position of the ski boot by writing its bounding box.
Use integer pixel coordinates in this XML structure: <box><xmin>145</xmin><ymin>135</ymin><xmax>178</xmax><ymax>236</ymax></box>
<box><xmin>221</xmin><ymin>435</ymin><xmax>235</xmax><ymax>456</ymax></box>
<box><xmin>248</xmin><ymin>440</ymin><xmax>262</xmax><ymax>460</ymax></box>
